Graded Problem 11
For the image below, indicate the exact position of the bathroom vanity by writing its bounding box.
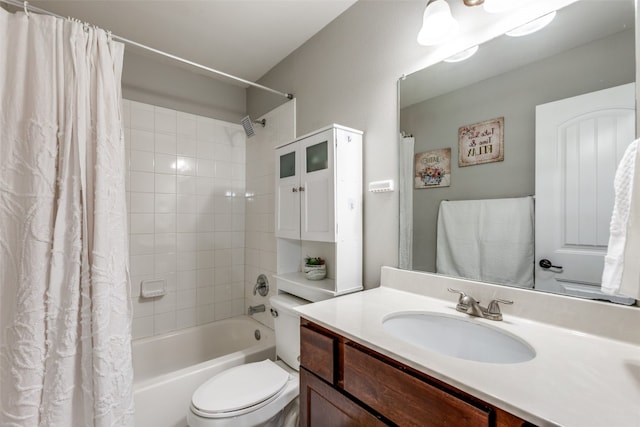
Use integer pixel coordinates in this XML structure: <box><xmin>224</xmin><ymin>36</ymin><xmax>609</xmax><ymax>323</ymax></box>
<box><xmin>299</xmin><ymin>318</ymin><xmax>529</xmax><ymax>426</ymax></box>
<box><xmin>296</xmin><ymin>267</ymin><xmax>640</xmax><ymax>427</ymax></box>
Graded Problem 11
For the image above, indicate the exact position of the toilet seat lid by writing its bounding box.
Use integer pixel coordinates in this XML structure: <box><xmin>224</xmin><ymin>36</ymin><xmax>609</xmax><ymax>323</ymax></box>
<box><xmin>191</xmin><ymin>360</ymin><xmax>290</xmax><ymax>415</ymax></box>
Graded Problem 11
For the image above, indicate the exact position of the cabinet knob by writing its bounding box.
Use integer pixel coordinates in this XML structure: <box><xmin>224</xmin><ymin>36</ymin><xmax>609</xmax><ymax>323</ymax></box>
<box><xmin>292</xmin><ymin>187</ymin><xmax>298</xmax><ymax>192</ymax></box>
<box><xmin>299</xmin><ymin>186</ymin><xmax>305</xmax><ymax>192</ymax></box>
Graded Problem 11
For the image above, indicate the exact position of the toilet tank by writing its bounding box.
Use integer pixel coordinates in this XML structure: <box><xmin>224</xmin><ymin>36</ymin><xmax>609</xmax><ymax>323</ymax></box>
<box><xmin>270</xmin><ymin>293</ymin><xmax>310</xmax><ymax>371</ymax></box>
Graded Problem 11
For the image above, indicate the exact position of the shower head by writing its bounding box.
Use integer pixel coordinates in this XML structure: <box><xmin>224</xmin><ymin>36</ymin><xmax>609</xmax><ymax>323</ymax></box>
<box><xmin>240</xmin><ymin>115</ymin><xmax>266</xmax><ymax>138</ymax></box>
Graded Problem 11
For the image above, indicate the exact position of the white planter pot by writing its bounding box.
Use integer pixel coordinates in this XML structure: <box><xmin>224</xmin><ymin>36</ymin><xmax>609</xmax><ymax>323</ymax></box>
<box><xmin>304</xmin><ymin>264</ymin><xmax>326</xmax><ymax>281</ymax></box>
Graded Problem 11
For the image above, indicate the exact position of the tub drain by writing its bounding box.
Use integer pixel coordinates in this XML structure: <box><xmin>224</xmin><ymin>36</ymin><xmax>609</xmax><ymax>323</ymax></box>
<box><xmin>254</xmin><ymin>329</ymin><xmax>261</xmax><ymax>340</ymax></box>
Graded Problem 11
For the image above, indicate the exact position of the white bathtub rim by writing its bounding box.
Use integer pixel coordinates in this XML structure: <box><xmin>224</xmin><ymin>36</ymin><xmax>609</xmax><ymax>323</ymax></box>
<box><xmin>134</xmin><ymin>343</ymin><xmax>276</xmax><ymax>393</ymax></box>
<box><xmin>132</xmin><ymin>315</ymin><xmax>273</xmax><ymax>347</ymax></box>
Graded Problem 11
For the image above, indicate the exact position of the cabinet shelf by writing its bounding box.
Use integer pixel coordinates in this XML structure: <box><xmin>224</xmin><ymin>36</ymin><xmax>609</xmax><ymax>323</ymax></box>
<box><xmin>274</xmin><ymin>272</ymin><xmax>362</xmax><ymax>302</ymax></box>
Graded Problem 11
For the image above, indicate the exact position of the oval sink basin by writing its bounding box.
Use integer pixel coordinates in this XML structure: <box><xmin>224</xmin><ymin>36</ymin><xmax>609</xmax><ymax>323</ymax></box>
<box><xmin>382</xmin><ymin>312</ymin><xmax>535</xmax><ymax>364</ymax></box>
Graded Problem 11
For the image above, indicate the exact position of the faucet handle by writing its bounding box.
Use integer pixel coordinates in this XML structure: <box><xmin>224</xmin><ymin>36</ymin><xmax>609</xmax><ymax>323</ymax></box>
<box><xmin>447</xmin><ymin>288</ymin><xmax>466</xmax><ymax>301</ymax></box>
<box><xmin>486</xmin><ymin>299</ymin><xmax>513</xmax><ymax>320</ymax></box>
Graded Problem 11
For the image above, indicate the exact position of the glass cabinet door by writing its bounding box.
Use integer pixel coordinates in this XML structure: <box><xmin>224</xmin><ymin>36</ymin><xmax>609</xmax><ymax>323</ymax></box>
<box><xmin>306</xmin><ymin>141</ymin><xmax>328</xmax><ymax>173</ymax></box>
<box><xmin>280</xmin><ymin>151</ymin><xmax>296</xmax><ymax>178</ymax></box>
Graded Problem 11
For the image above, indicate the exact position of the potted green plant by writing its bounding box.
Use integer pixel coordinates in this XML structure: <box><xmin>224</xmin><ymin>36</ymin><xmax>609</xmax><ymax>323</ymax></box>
<box><xmin>304</xmin><ymin>256</ymin><xmax>326</xmax><ymax>280</ymax></box>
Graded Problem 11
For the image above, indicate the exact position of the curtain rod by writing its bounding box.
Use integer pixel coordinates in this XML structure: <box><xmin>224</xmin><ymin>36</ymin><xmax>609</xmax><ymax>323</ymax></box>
<box><xmin>1</xmin><ymin>0</ymin><xmax>294</xmax><ymax>100</ymax></box>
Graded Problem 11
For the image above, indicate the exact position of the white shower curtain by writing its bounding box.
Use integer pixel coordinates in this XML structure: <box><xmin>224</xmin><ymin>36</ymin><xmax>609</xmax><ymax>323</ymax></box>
<box><xmin>0</xmin><ymin>8</ymin><xmax>134</xmax><ymax>427</ymax></box>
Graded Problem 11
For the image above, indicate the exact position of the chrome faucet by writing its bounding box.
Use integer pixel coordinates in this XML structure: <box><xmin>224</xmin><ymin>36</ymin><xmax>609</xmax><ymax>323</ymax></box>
<box><xmin>248</xmin><ymin>304</ymin><xmax>266</xmax><ymax>315</ymax></box>
<box><xmin>447</xmin><ymin>288</ymin><xmax>513</xmax><ymax>321</ymax></box>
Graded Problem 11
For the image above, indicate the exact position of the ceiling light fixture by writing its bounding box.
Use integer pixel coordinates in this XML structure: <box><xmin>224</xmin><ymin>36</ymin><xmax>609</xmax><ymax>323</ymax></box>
<box><xmin>417</xmin><ymin>0</ymin><xmax>459</xmax><ymax>46</ymax></box>
<box><xmin>444</xmin><ymin>45</ymin><xmax>479</xmax><ymax>63</ymax></box>
<box><xmin>505</xmin><ymin>11</ymin><xmax>557</xmax><ymax>37</ymax></box>
<box><xmin>463</xmin><ymin>0</ymin><xmax>484</xmax><ymax>6</ymax></box>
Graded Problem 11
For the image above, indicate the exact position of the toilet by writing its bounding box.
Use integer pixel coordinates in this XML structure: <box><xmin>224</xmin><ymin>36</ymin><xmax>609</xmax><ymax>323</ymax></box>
<box><xmin>187</xmin><ymin>293</ymin><xmax>309</xmax><ymax>427</ymax></box>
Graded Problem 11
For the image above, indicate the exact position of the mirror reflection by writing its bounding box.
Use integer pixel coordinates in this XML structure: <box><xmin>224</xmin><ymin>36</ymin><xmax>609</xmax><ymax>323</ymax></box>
<box><xmin>399</xmin><ymin>0</ymin><xmax>636</xmax><ymax>304</ymax></box>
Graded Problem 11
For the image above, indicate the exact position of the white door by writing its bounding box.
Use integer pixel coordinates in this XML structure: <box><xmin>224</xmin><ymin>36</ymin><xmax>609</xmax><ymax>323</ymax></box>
<box><xmin>300</xmin><ymin>128</ymin><xmax>335</xmax><ymax>242</ymax></box>
<box><xmin>535</xmin><ymin>83</ymin><xmax>635</xmax><ymax>301</ymax></box>
<box><xmin>275</xmin><ymin>142</ymin><xmax>300</xmax><ymax>240</ymax></box>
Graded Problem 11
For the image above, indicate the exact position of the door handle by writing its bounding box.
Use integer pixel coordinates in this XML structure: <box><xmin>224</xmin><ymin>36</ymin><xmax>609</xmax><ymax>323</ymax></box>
<box><xmin>539</xmin><ymin>259</ymin><xmax>563</xmax><ymax>272</ymax></box>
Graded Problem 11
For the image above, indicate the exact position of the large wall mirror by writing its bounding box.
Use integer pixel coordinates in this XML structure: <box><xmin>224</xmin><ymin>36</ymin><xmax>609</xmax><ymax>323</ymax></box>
<box><xmin>399</xmin><ymin>0</ymin><xmax>637</xmax><ymax>304</ymax></box>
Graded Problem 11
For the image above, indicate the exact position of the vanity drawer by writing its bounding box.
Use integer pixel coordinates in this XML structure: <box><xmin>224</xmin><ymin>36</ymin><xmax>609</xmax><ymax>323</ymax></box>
<box><xmin>300</xmin><ymin>324</ymin><xmax>336</xmax><ymax>384</ymax></box>
<box><xmin>342</xmin><ymin>343</ymin><xmax>492</xmax><ymax>427</ymax></box>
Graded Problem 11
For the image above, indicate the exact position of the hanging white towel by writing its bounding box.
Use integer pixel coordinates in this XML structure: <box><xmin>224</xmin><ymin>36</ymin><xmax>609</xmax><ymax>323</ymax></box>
<box><xmin>601</xmin><ymin>139</ymin><xmax>639</xmax><ymax>297</ymax></box>
<box><xmin>436</xmin><ymin>196</ymin><xmax>535</xmax><ymax>288</ymax></box>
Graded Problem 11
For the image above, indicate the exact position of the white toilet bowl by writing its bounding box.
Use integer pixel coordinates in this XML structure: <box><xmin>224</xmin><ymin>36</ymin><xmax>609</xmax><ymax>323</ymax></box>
<box><xmin>187</xmin><ymin>293</ymin><xmax>307</xmax><ymax>427</ymax></box>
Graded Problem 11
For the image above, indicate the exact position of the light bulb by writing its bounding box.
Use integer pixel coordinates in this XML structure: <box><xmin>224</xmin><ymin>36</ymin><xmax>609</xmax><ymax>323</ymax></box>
<box><xmin>417</xmin><ymin>0</ymin><xmax>459</xmax><ymax>46</ymax></box>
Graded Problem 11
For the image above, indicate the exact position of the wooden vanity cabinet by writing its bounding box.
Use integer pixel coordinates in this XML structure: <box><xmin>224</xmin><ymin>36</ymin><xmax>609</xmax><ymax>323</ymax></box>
<box><xmin>299</xmin><ymin>318</ymin><xmax>534</xmax><ymax>427</ymax></box>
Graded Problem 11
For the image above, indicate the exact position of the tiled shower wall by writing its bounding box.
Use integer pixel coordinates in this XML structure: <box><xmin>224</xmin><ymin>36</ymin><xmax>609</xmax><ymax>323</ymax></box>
<box><xmin>244</xmin><ymin>101</ymin><xmax>296</xmax><ymax>329</ymax></box>
<box><xmin>123</xmin><ymin>100</ymin><xmax>247</xmax><ymax>339</ymax></box>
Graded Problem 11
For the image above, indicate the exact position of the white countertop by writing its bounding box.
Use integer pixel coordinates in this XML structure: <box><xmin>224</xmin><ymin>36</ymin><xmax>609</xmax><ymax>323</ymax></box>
<box><xmin>296</xmin><ymin>285</ymin><xmax>640</xmax><ymax>426</ymax></box>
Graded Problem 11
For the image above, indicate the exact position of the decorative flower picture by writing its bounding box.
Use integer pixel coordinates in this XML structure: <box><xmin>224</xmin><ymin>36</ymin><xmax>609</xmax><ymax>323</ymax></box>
<box><xmin>414</xmin><ymin>148</ymin><xmax>451</xmax><ymax>189</ymax></box>
<box><xmin>458</xmin><ymin>117</ymin><xmax>504</xmax><ymax>167</ymax></box>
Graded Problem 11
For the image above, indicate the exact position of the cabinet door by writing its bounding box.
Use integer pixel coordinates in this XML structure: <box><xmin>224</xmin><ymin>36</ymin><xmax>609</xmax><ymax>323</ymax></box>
<box><xmin>300</xmin><ymin>129</ymin><xmax>335</xmax><ymax>242</ymax></box>
<box><xmin>300</xmin><ymin>368</ymin><xmax>386</xmax><ymax>427</ymax></box>
<box><xmin>275</xmin><ymin>143</ymin><xmax>300</xmax><ymax>239</ymax></box>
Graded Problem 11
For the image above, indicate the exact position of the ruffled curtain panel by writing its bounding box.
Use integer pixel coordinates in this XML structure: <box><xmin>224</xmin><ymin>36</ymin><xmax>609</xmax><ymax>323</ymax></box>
<box><xmin>0</xmin><ymin>8</ymin><xmax>134</xmax><ymax>426</ymax></box>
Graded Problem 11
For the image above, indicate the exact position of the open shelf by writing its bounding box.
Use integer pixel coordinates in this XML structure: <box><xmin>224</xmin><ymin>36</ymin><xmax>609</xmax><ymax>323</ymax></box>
<box><xmin>274</xmin><ymin>272</ymin><xmax>362</xmax><ymax>302</ymax></box>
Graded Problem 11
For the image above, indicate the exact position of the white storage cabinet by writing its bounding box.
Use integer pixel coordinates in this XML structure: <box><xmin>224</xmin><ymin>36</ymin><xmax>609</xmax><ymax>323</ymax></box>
<box><xmin>274</xmin><ymin>125</ymin><xmax>363</xmax><ymax>301</ymax></box>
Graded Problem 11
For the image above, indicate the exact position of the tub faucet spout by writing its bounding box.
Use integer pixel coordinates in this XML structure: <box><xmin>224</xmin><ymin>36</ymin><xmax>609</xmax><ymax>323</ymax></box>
<box><xmin>248</xmin><ymin>304</ymin><xmax>266</xmax><ymax>315</ymax></box>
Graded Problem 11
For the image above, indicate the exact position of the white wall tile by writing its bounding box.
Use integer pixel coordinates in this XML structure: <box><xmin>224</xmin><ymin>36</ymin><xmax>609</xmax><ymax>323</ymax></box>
<box><xmin>177</xmin><ymin>157</ymin><xmax>196</xmax><ymax>176</ymax></box>
<box><xmin>130</xmin><ymin>214</ymin><xmax>154</xmax><ymax>234</ymax></box>
<box><xmin>177</xmin><ymin>195</ymin><xmax>197</xmax><ymax>214</ymax></box>
<box><xmin>197</xmin><ymin>141</ymin><xmax>215</xmax><ymax>160</ymax></box>
<box><xmin>155</xmin><ymin>153</ymin><xmax>177</xmax><ymax>174</ymax></box>
<box><xmin>132</xmin><ymin>316</ymin><xmax>154</xmax><ymax>339</ymax></box>
<box><xmin>214</xmin><ymin>161</ymin><xmax>233</xmax><ymax>179</ymax></box>
<box><xmin>177</xmin><ymin>270</ymin><xmax>197</xmax><ymax>290</ymax></box>
<box><xmin>214</xmin><ymin>144</ymin><xmax>232</xmax><ymax>162</ymax></box>
<box><xmin>155</xmin><ymin>133</ymin><xmax>177</xmax><ymax>155</ymax></box>
<box><xmin>214</xmin><ymin>302</ymin><xmax>231</xmax><ymax>321</ymax></box>
<box><xmin>131</xmin><ymin>129</ymin><xmax>155</xmax><ymax>152</ymax></box>
<box><xmin>177</xmin><ymin>289</ymin><xmax>197</xmax><ymax>310</ymax></box>
<box><xmin>154</xmin><ymin>290</ymin><xmax>176</xmax><ymax>314</ymax></box>
<box><xmin>131</xmin><ymin>234</ymin><xmax>155</xmax><ymax>255</ymax></box>
<box><xmin>154</xmin><ymin>311</ymin><xmax>176</xmax><ymax>335</ymax></box>
<box><xmin>177</xmin><ymin>112</ymin><xmax>197</xmax><ymax>138</ymax></box>
<box><xmin>177</xmin><ymin>251</ymin><xmax>197</xmax><ymax>271</ymax></box>
<box><xmin>155</xmin><ymin>213</ymin><xmax>176</xmax><ymax>234</ymax></box>
<box><xmin>197</xmin><ymin>117</ymin><xmax>215</xmax><ymax>143</ymax></box>
<box><xmin>176</xmin><ymin>308</ymin><xmax>196</xmax><ymax>329</ymax></box>
<box><xmin>155</xmin><ymin>174</ymin><xmax>176</xmax><ymax>194</ymax></box>
<box><xmin>154</xmin><ymin>233</ymin><xmax>176</xmax><ymax>253</ymax></box>
<box><xmin>196</xmin><ymin>267</ymin><xmax>214</xmax><ymax>288</ymax></box>
<box><xmin>126</xmin><ymin>99</ymin><xmax>246</xmax><ymax>337</ymax></box>
<box><xmin>196</xmin><ymin>305</ymin><xmax>214</xmax><ymax>325</ymax></box>
<box><xmin>130</xmin><ymin>150</ymin><xmax>155</xmax><ymax>172</ymax></box>
<box><xmin>177</xmin><ymin>137</ymin><xmax>197</xmax><ymax>157</ymax></box>
<box><xmin>130</xmin><ymin>172</ymin><xmax>154</xmax><ymax>193</ymax></box>
<box><xmin>155</xmin><ymin>194</ymin><xmax>177</xmax><ymax>214</ymax></box>
<box><xmin>197</xmin><ymin>159</ymin><xmax>215</xmax><ymax>177</ymax></box>
<box><xmin>130</xmin><ymin>254</ymin><xmax>154</xmax><ymax>276</ymax></box>
<box><xmin>130</xmin><ymin>101</ymin><xmax>154</xmax><ymax>131</ymax></box>
<box><xmin>130</xmin><ymin>192</ymin><xmax>155</xmax><ymax>213</ymax></box>
<box><xmin>155</xmin><ymin>107</ymin><xmax>177</xmax><ymax>135</ymax></box>
<box><xmin>177</xmin><ymin>233</ymin><xmax>197</xmax><ymax>252</ymax></box>
<box><xmin>177</xmin><ymin>175</ymin><xmax>197</xmax><ymax>195</ymax></box>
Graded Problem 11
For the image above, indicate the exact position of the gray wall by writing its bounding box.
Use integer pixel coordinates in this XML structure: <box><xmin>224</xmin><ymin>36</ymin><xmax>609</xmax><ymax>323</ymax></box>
<box><xmin>401</xmin><ymin>29</ymin><xmax>635</xmax><ymax>272</ymax></box>
<box><xmin>122</xmin><ymin>51</ymin><xmax>246</xmax><ymax>122</ymax></box>
<box><xmin>245</xmin><ymin>0</ymin><xmax>592</xmax><ymax>289</ymax></box>
<box><xmin>247</xmin><ymin>1</ymin><xmax>432</xmax><ymax>288</ymax></box>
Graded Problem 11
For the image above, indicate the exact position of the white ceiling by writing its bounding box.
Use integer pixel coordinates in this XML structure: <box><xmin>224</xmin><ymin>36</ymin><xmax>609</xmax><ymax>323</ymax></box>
<box><xmin>30</xmin><ymin>0</ymin><xmax>357</xmax><ymax>85</ymax></box>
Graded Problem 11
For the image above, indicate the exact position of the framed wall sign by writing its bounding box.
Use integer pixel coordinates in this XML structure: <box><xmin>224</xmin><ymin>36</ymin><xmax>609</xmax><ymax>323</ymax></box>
<box><xmin>414</xmin><ymin>148</ymin><xmax>451</xmax><ymax>189</ymax></box>
<box><xmin>458</xmin><ymin>117</ymin><xmax>504</xmax><ymax>167</ymax></box>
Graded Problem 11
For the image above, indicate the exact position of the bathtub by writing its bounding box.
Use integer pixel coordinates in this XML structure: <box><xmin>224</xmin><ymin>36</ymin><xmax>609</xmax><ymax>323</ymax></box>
<box><xmin>133</xmin><ymin>316</ymin><xmax>275</xmax><ymax>427</ymax></box>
